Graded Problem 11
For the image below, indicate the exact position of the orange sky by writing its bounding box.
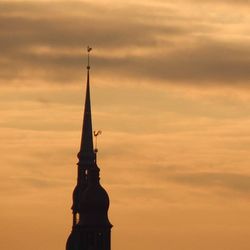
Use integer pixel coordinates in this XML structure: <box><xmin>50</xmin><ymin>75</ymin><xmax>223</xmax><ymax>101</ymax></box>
<box><xmin>1</xmin><ymin>1</ymin><xmax>250</xmax><ymax>250</ymax></box>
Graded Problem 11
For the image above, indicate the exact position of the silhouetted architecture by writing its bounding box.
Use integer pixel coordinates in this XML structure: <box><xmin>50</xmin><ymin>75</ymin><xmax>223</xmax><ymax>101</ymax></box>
<box><xmin>66</xmin><ymin>47</ymin><xmax>112</xmax><ymax>250</ymax></box>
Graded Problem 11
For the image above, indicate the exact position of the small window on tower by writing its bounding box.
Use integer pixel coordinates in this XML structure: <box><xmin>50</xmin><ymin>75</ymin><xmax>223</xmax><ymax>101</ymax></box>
<box><xmin>76</xmin><ymin>213</ymin><xmax>79</xmax><ymax>223</ymax></box>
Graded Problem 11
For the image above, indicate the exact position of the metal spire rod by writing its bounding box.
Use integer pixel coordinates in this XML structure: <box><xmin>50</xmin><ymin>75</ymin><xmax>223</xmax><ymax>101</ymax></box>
<box><xmin>94</xmin><ymin>130</ymin><xmax>102</xmax><ymax>153</ymax></box>
<box><xmin>87</xmin><ymin>46</ymin><xmax>92</xmax><ymax>69</ymax></box>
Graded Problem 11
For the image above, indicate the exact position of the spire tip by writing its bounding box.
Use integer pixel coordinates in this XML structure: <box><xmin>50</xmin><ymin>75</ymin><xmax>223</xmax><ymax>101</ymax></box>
<box><xmin>87</xmin><ymin>46</ymin><xmax>92</xmax><ymax>70</ymax></box>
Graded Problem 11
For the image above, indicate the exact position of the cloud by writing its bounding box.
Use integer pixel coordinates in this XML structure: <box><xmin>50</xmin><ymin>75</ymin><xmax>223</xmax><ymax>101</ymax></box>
<box><xmin>189</xmin><ymin>0</ymin><xmax>250</xmax><ymax>5</ymax></box>
<box><xmin>1</xmin><ymin>1</ymin><xmax>250</xmax><ymax>86</ymax></box>
<box><xmin>95</xmin><ymin>40</ymin><xmax>250</xmax><ymax>84</ymax></box>
<box><xmin>0</xmin><ymin>2</ymin><xmax>182</xmax><ymax>82</ymax></box>
<box><xmin>164</xmin><ymin>172</ymin><xmax>250</xmax><ymax>194</ymax></box>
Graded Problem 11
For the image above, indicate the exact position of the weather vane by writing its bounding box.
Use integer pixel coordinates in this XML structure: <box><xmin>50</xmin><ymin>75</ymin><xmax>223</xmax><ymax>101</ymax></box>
<box><xmin>94</xmin><ymin>130</ymin><xmax>102</xmax><ymax>153</ymax></box>
<box><xmin>87</xmin><ymin>46</ymin><xmax>92</xmax><ymax>70</ymax></box>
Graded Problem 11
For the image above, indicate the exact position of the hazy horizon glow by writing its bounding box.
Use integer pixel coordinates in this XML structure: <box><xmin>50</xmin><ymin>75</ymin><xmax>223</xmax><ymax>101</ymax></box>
<box><xmin>1</xmin><ymin>1</ymin><xmax>250</xmax><ymax>250</ymax></box>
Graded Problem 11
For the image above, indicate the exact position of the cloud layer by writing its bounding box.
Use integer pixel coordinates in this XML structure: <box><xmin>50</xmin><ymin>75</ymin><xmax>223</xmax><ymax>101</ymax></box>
<box><xmin>1</xmin><ymin>1</ymin><xmax>250</xmax><ymax>250</ymax></box>
<box><xmin>1</xmin><ymin>1</ymin><xmax>250</xmax><ymax>85</ymax></box>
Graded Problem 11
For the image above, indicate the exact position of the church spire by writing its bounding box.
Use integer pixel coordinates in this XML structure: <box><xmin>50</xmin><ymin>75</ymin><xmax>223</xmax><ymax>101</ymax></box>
<box><xmin>77</xmin><ymin>46</ymin><xmax>95</xmax><ymax>165</ymax></box>
<box><xmin>66</xmin><ymin>47</ymin><xmax>112</xmax><ymax>250</ymax></box>
<box><xmin>71</xmin><ymin>47</ymin><xmax>94</xmax><ymax>224</ymax></box>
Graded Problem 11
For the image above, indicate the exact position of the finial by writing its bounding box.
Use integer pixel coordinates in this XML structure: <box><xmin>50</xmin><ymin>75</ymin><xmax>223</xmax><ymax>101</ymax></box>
<box><xmin>94</xmin><ymin>130</ymin><xmax>102</xmax><ymax>153</ymax></box>
<box><xmin>87</xmin><ymin>46</ymin><xmax>92</xmax><ymax>70</ymax></box>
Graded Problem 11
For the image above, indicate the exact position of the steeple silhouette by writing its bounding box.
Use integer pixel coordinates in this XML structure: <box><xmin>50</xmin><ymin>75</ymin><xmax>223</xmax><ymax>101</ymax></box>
<box><xmin>66</xmin><ymin>47</ymin><xmax>112</xmax><ymax>250</ymax></box>
<box><xmin>71</xmin><ymin>49</ymin><xmax>94</xmax><ymax>226</ymax></box>
<box><xmin>78</xmin><ymin>59</ymin><xmax>95</xmax><ymax>165</ymax></box>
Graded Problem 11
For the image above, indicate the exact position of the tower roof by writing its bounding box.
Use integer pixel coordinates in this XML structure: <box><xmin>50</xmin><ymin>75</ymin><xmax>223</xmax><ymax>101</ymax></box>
<box><xmin>77</xmin><ymin>47</ymin><xmax>95</xmax><ymax>165</ymax></box>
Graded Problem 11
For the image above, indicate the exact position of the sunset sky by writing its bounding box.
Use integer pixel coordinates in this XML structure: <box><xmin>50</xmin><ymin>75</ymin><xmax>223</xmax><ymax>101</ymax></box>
<box><xmin>1</xmin><ymin>1</ymin><xmax>250</xmax><ymax>250</ymax></box>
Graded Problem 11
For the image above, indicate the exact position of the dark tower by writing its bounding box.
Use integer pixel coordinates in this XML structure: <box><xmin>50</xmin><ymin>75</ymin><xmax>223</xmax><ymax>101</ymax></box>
<box><xmin>66</xmin><ymin>47</ymin><xmax>112</xmax><ymax>250</ymax></box>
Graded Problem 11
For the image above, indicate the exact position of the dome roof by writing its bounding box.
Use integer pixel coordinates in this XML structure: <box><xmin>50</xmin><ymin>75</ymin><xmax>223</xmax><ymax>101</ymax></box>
<box><xmin>79</xmin><ymin>182</ymin><xmax>112</xmax><ymax>227</ymax></box>
<box><xmin>79</xmin><ymin>163</ymin><xmax>109</xmax><ymax>213</ymax></box>
<box><xmin>80</xmin><ymin>184</ymin><xmax>110</xmax><ymax>213</ymax></box>
<box><xmin>78</xmin><ymin>163</ymin><xmax>112</xmax><ymax>227</ymax></box>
